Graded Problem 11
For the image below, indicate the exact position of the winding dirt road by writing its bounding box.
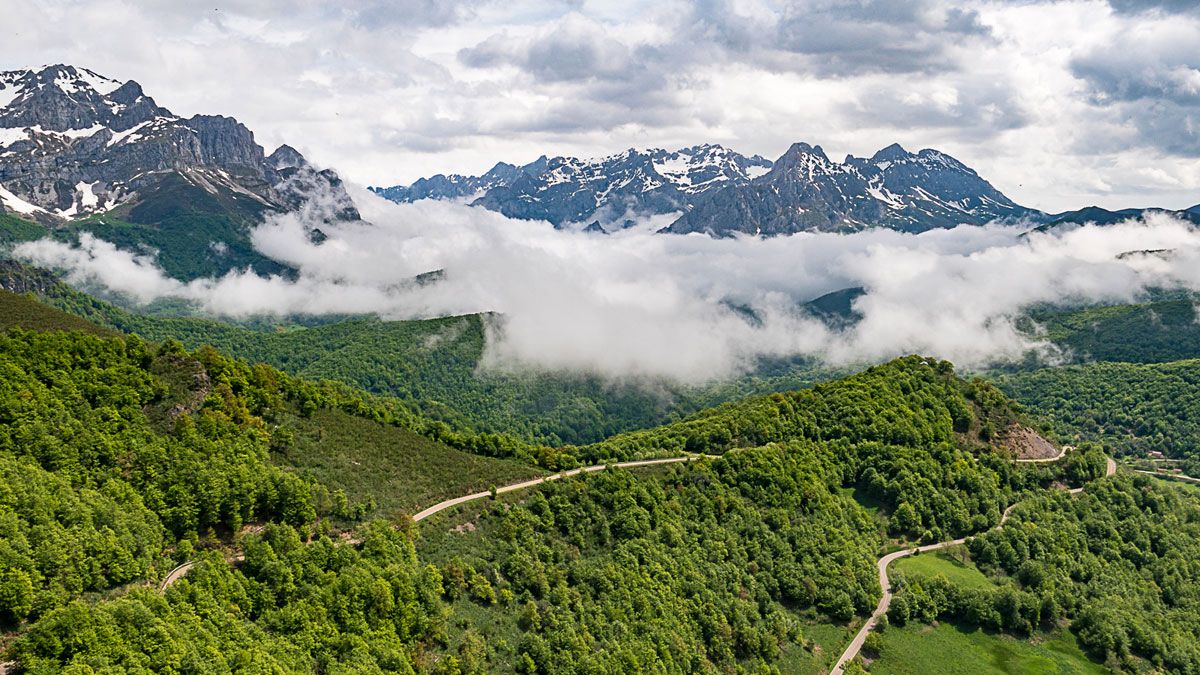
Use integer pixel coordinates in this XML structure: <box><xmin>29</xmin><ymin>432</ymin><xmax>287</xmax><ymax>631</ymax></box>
<box><xmin>412</xmin><ymin>456</ymin><xmax>708</xmax><ymax>521</ymax></box>
<box><xmin>1134</xmin><ymin>468</ymin><xmax>1200</xmax><ymax>485</ymax></box>
<box><xmin>157</xmin><ymin>450</ymin><xmax>1123</xmax><ymax>671</ymax></box>
<box><xmin>829</xmin><ymin>452</ymin><xmax>1116</xmax><ymax>675</ymax></box>
<box><xmin>159</xmin><ymin>455</ymin><xmax>708</xmax><ymax>590</ymax></box>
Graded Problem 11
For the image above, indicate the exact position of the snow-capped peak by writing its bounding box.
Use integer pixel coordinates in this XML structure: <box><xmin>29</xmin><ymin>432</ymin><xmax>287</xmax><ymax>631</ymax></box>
<box><xmin>48</xmin><ymin>65</ymin><xmax>123</xmax><ymax>96</ymax></box>
<box><xmin>0</xmin><ymin>65</ymin><xmax>125</xmax><ymax>111</ymax></box>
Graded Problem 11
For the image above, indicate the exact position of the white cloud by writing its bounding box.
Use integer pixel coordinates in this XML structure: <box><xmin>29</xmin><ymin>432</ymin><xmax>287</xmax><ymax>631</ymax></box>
<box><xmin>15</xmin><ymin>189</ymin><xmax>1200</xmax><ymax>382</ymax></box>
<box><xmin>3</xmin><ymin>0</ymin><xmax>1199</xmax><ymax>212</ymax></box>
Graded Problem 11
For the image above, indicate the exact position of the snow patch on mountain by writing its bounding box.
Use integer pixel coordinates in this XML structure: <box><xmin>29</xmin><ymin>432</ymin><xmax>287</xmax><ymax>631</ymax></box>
<box><xmin>0</xmin><ymin>184</ymin><xmax>45</xmax><ymax>214</ymax></box>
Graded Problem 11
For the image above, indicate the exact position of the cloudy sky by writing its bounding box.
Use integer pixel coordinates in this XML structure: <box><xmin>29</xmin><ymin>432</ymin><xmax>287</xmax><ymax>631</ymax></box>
<box><xmin>4</xmin><ymin>0</ymin><xmax>1199</xmax><ymax>212</ymax></box>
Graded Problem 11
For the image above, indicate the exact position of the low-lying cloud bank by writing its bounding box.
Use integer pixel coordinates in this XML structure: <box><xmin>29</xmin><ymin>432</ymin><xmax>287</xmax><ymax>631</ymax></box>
<box><xmin>15</xmin><ymin>188</ymin><xmax>1200</xmax><ymax>382</ymax></box>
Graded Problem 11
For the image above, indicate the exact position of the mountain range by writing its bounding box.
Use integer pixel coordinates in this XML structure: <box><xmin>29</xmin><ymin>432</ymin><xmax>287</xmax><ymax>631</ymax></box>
<box><xmin>373</xmin><ymin>144</ymin><xmax>774</xmax><ymax>230</ymax></box>
<box><xmin>1</xmin><ymin>64</ymin><xmax>1197</xmax><ymax>283</ymax></box>
<box><xmin>374</xmin><ymin>140</ymin><xmax>1044</xmax><ymax>234</ymax></box>
<box><xmin>0</xmin><ymin>64</ymin><xmax>356</xmax><ymax>278</ymax></box>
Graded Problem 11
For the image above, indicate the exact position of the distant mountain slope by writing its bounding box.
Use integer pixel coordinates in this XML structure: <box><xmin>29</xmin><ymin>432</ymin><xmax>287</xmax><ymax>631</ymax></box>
<box><xmin>1026</xmin><ymin>296</ymin><xmax>1200</xmax><ymax>364</ymax></box>
<box><xmin>0</xmin><ymin>65</ymin><xmax>358</xmax><ymax>279</ymax></box>
<box><xmin>371</xmin><ymin>160</ymin><xmax>522</xmax><ymax>204</ymax></box>
<box><xmin>1028</xmin><ymin>204</ymin><xmax>1200</xmax><ymax>233</ymax></box>
<box><xmin>0</xmin><ymin>288</ymin><xmax>117</xmax><ymax>336</ymax></box>
<box><xmin>373</xmin><ymin>144</ymin><xmax>772</xmax><ymax>229</ymax></box>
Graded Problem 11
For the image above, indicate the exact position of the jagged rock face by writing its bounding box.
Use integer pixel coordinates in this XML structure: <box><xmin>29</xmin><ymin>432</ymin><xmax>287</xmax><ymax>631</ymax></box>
<box><xmin>0</xmin><ymin>259</ymin><xmax>60</xmax><ymax>295</ymax></box>
<box><xmin>0</xmin><ymin>67</ymin><xmax>167</xmax><ymax>132</ymax></box>
<box><xmin>267</xmin><ymin>144</ymin><xmax>307</xmax><ymax>171</ymax></box>
<box><xmin>372</xmin><ymin>144</ymin><xmax>773</xmax><ymax>228</ymax></box>
<box><xmin>0</xmin><ymin>64</ymin><xmax>358</xmax><ymax>223</ymax></box>
<box><xmin>667</xmin><ymin>142</ymin><xmax>1039</xmax><ymax>236</ymax></box>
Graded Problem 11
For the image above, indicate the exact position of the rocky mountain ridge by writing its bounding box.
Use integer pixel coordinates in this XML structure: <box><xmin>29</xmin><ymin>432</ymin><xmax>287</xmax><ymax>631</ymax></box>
<box><xmin>0</xmin><ymin>65</ymin><xmax>356</xmax><ymax>225</ymax></box>
<box><xmin>373</xmin><ymin>144</ymin><xmax>773</xmax><ymax>230</ymax></box>
<box><xmin>667</xmin><ymin>141</ymin><xmax>1038</xmax><ymax>235</ymax></box>
<box><xmin>0</xmin><ymin>64</ymin><xmax>358</xmax><ymax>279</ymax></box>
<box><xmin>374</xmin><ymin>139</ymin><xmax>1039</xmax><ymax>234</ymax></box>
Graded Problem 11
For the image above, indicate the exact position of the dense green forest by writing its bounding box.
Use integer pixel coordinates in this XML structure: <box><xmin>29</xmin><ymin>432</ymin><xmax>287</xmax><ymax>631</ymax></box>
<box><xmin>418</xmin><ymin>447</ymin><xmax>882</xmax><ymax>672</ymax></box>
<box><xmin>408</xmin><ymin>359</ymin><xmax>1108</xmax><ymax>672</ymax></box>
<box><xmin>0</xmin><ymin>319</ymin><xmax>1084</xmax><ymax>673</ymax></box>
<box><xmin>1026</xmin><ymin>297</ymin><xmax>1200</xmax><ymax>364</ymax></box>
<box><xmin>0</xmin><ymin>325</ymin><xmax>562</xmax><ymax>656</ymax></box>
<box><xmin>0</xmin><ymin>330</ymin><xmax>335</xmax><ymax>630</ymax></box>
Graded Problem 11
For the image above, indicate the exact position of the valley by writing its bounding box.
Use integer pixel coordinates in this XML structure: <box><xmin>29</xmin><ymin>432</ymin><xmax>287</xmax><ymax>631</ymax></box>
<box><xmin>3</xmin><ymin>16</ymin><xmax>1200</xmax><ymax>672</ymax></box>
<box><xmin>0</xmin><ymin>293</ymin><xmax>1193</xmax><ymax>672</ymax></box>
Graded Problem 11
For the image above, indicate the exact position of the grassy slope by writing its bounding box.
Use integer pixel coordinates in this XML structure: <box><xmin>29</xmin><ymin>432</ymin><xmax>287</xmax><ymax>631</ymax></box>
<box><xmin>892</xmin><ymin>547</ymin><xmax>996</xmax><ymax>590</ymax></box>
<box><xmin>277</xmin><ymin>407</ymin><xmax>544</xmax><ymax>519</ymax></box>
<box><xmin>71</xmin><ymin>171</ymin><xmax>291</xmax><ymax>280</ymax></box>
<box><xmin>869</xmin><ymin>623</ymin><xmax>1106</xmax><ymax>674</ymax></box>
<box><xmin>0</xmin><ymin>213</ymin><xmax>48</xmax><ymax>243</ymax></box>
<box><xmin>0</xmin><ymin>289</ymin><xmax>118</xmax><ymax>336</ymax></box>
<box><xmin>0</xmin><ymin>174</ymin><xmax>289</xmax><ymax>281</ymax></box>
<box><xmin>780</xmin><ymin>620</ymin><xmax>858</xmax><ymax>674</ymax></box>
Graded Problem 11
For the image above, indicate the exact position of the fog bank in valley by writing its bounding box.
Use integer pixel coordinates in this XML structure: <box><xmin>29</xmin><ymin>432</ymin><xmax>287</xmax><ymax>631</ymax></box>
<box><xmin>16</xmin><ymin>188</ymin><xmax>1200</xmax><ymax>382</ymax></box>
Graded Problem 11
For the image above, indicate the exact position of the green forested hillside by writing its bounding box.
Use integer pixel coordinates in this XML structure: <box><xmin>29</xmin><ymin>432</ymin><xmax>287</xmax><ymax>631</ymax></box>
<box><xmin>418</xmin><ymin>447</ymin><xmax>883</xmax><ymax>672</ymax></box>
<box><xmin>587</xmin><ymin>356</ymin><xmax>1022</xmax><ymax>458</ymax></box>
<box><xmin>0</xmin><ymin>328</ymin><xmax>544</xmax><ymax>653</ymax></box>
<box><xmin>1026</xmin><ymin>297</ymin><xmax>1200</xmax><ymax>364</ymax></box>
<box><xmin>4</xmin><ymin>271</ymin><xmax>1200</xmax><ymax>671</ymax></box>
<box><xmin>886</xmin><ymin>476</ymin><xmax>1200</xmax><ymax>672</ymax></box>
<box><xmin>997</xmin><ymin>359</ymin><xmax>1200</xmax><ymax>473</ymax></box>
<box><xmin>407</xmin><ymin>359</ymin><xmax>1106</xmax><ymax>672</ymax></box>
<box><xmin>0</xmin><ymin>262</ymin><xmax>838</xmax><ymax>446</ymax></box>
<box><xmin>0</xmin><ymin>341</ymin><xmax>1060</xmax><ymax>673</ymax></box>
<box><xmin>0</xmin><ymin>325</ymin><xmax>1174</xmax><ymax>674</ymax></box>
<box><xmin>0</xmin><ymin>330</ymin><xmax>333</xmax><ymax>628</ymax></box>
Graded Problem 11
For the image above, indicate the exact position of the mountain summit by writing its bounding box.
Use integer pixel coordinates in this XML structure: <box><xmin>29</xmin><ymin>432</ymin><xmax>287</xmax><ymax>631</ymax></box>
<box><xmin>373</xmin><ymin>144</ymin><xmax>773</xmax><ymax>231</ymax></box>
<box><xmin>0</xmin><ymin>65</ymin><xmax>357</xmax><ymax>278</ymax></box>
<box><xmin>374</xmin><ymin>140</ymin><xmax>1038</xmax><ymax>235</ymax></box>
<box><xmin>667</xmin><ymin>142</ymin><xmax>1036</xmax><ymax>235</ymax></box>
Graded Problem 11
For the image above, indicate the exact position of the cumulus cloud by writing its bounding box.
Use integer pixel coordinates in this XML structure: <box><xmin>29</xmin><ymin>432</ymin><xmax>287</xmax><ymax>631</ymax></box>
<box><xmin>15</xmin><ymin>189</ymin><xmax>1200</xmax><ymax>382</ymax></box>
<box><xmin>1106</xmin><ymin>0</ymin><xmax>1200</xmax><ymax>15</ymax></box>
<box><xmin>771</xmin><ymin>0</ymin><xmax>994</xmax><ymax>77</ymax></box>
<box><xmin>1070</xmin><ymin>14</ymin><xmax>1200</xmax><ymax>154</ymax></box>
